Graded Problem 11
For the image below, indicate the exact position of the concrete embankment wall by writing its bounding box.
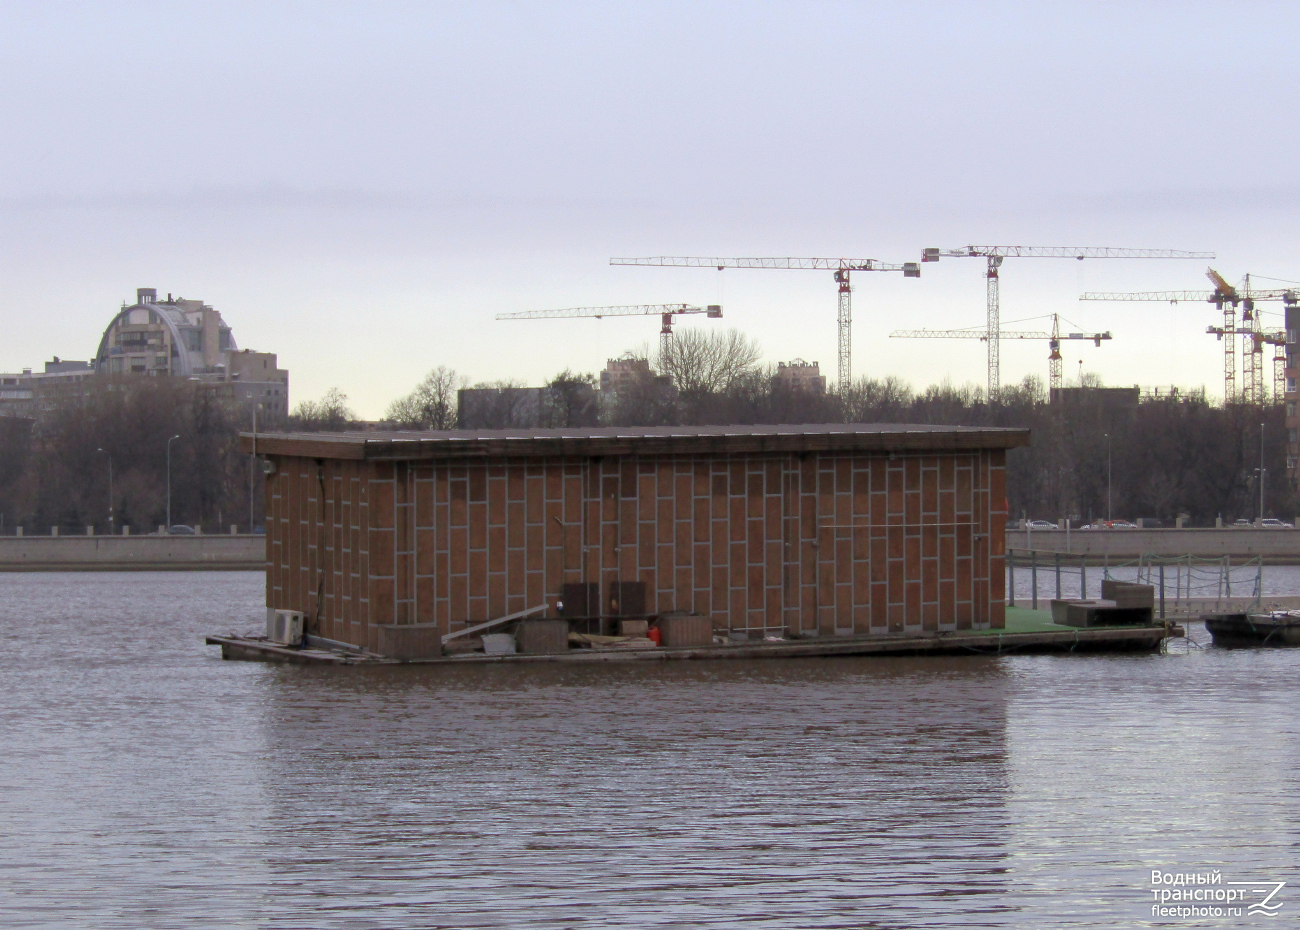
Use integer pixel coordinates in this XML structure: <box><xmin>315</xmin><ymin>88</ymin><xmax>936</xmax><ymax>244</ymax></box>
<box><xmin>0</xmin><ymin>535</ymin><xmax>265</xmax><ymax>571</ymax></box>
<box><xmin>1008</xmin><ymin>528</ymin><xmax>1300</xmax><ymax>562</ymax></box>
<box><xmin>6</xmin><ymin>528</ymin><xmax>1297</xmax><ymax>571</ymax></box>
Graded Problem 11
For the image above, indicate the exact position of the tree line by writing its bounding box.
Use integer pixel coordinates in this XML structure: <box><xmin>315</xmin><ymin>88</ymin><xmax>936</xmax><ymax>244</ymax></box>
<box><xmin>0</xmin><ymin>328</ymin><xmax>1292</xmax><ymax>531</ymax></box>
<box><xmin>0</xmin><ymin>377</ymin><xmax>254</xmax><ymax>533</ymax></box>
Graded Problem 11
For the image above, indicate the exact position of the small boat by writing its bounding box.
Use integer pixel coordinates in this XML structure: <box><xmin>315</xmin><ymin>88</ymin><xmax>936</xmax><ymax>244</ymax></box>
<box><xmin>1203</xmin><ymin>610</ymin><xmax>1300</xmax><ymax>648</ymax></box>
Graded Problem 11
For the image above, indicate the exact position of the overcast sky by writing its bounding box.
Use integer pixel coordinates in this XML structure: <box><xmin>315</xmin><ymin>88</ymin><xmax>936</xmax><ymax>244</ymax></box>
<box><xmin>1</xmin><ymin>1</ymin><xmax>1297</xmax><ymax>416</ymax></box>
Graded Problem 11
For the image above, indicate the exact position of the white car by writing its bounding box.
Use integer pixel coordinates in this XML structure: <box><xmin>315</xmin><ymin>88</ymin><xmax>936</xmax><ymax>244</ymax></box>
<box><xmin>1261</xmin><ymin>519</ymin><xmax>1294</xmax><ymax>529</ymax></box>
<box><xmin>1025</xmin><ymin>520</ymin><xmax>1057</xmax><ymax>529</ymax></box>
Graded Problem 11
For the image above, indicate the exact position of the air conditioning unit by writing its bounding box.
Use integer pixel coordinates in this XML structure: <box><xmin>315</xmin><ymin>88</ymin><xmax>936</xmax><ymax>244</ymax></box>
<box><xmin>267</xmin><ymin>609</ymin><xmax>304</xmax><ymax>646</ymax></box>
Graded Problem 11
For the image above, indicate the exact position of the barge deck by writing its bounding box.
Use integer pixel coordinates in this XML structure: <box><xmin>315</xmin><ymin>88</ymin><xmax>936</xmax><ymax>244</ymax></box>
<box><xmin>205</xmin><ymin>608</ymin><xmax>1181</xmax><ymax>666</ymax></box>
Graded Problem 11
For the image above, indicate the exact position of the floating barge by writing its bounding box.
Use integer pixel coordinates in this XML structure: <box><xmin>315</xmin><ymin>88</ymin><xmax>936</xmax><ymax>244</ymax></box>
<box><xmin>208</xmin><ymin>422</ymin><xmax>1180</xmax><ymax>664</ymax></box>
<box><xmin>205</xmin><ymin>607</ymin><xmax>1180</xmax><ymax>665</ymax></box>
<box><xmin>1203</xmin><ymin>610</ymin><xmax>1300</xmax><ymax>648</ymax></box>
<box><xmin>227</xmin><ymin>422</ymin><xmax>1026</xmax><ymax>658</ymax></box>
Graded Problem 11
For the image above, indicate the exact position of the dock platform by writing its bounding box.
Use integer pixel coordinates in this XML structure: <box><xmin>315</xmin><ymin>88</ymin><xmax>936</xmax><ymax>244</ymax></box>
<box><xmin>205</xmin><ymin>608</ymin><xmax>1181</xmax><ymax>666</ymax></box>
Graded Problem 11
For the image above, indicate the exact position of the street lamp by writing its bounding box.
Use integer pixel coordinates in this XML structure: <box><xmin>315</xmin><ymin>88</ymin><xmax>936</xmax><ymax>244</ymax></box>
<box><xmin>95</xmin><ymin>448</ymin><xmax>113</xmax><ymax>535</ymax></box>
<box><xmin>1105</xmin><ymin>433</ymin><xmax>1112</xmax><ymax>522</ymax></box>
<box><xmin>249</xmin><ymin>404</ymin><xmax>263</xmax><ymax>533</ymax></box>
<box><xmin>1259</xmin><ymin>421</ymin><xmax>1266</xmax><ymax>523</ymax></box>
<box><xmin>166</xmin><ymin>434</ymin><xmax>180</xmax><ymax>530</ymax></box>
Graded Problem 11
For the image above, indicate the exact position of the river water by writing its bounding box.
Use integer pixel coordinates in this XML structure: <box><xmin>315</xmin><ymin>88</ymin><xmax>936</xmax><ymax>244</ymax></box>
<box><xmin>0</xmin><ymin>572</ymin><xmax>1295</xmax><ymax>929</ymax></box>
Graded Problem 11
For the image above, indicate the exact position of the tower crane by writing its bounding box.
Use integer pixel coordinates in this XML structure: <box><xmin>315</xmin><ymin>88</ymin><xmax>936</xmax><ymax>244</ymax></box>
<box><xmin>1080</xmin><ymin>269</ymin><xmax>1298</xmax><ymax>404</ymax></box>
<box><xmin>889</xmin><ymin>314</ymin><xmax>1111</xmax><ymax>391</ymax></box>
<box><xmin>609</xmin><ymin>256</ymin><xmax>922</xmax><ymax>393</ymax></box>
<box><xmin>496</xmin><ymin>303</ymin><xmax>722</xmax><ymax>358</ymax></box>
<box><xmin>919</xmin><ymin>246</ymin><xmax>1213</xmax><ymax>400</ymax></box>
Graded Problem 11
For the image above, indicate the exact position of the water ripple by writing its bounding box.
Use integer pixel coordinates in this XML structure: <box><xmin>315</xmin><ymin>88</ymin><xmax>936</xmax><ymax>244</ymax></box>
<box><xmin>0</xmin><ymin>572</ymin><xmax>1294</xmax><ymax>928</ymax></box>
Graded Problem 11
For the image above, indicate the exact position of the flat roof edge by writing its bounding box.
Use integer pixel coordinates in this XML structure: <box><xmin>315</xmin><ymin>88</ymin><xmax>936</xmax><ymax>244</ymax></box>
<box><xmin>239</xmin><ymin>427</ymin><xmax>1031</xmax><ymax>459</ymax></box>
<box><xmin>240</xmin><ymin>434</ymin><xmax>368</xmax><ymax>459</ymax></box>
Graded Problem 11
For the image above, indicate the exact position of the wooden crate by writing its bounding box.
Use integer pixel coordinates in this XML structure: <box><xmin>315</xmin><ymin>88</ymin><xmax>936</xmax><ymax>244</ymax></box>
<box><xmin>517</xmin><ymin>619</ymin><xmax>570</xmax><ymax>654</ymax></box>
<box><xmin>1101</xmin><ymin>579</ymin><xmax>1155</xmax><ymax>610</ymax></box>
<box><xmin>376</xmin><ymin>623</ymin><xmax>442</xmax><ymax>659</ymax></box>
<box><xmin>659</xmin><ymin>614</ymin><xmax>713</xmax><ymax>648</ymax></box>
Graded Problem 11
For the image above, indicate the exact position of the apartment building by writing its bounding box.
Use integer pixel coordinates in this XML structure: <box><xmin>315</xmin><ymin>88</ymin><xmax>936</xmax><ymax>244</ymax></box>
<box><xmin>92</xmin><ymin>287</ymin><xmax>289</xmax><ymax>416</ymax></box>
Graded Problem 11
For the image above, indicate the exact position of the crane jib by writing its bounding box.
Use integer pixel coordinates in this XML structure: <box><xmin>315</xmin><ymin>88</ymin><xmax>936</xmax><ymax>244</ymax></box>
<box><xmin>607</xmin><ymin>255</ymin><xmax>923</xmax><ymax>394</ymax></box>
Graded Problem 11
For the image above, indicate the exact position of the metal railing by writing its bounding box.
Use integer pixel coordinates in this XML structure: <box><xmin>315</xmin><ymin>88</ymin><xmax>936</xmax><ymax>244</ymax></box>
<box><xmin>1007</xmin><ymin>549</ymin><xmax>1263</xmax><ymax>618</ymax></box>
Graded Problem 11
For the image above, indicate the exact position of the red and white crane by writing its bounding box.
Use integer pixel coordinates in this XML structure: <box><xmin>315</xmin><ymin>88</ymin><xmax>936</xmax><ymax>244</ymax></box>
<box><xmin>609</xmin><ymin>256</ymin><xmax>921</xmax><ymax>393</ymax></box>
<box><xmin>890</xmin><ymin>313</ymin><xmax>1111</xmax><ymax>391</ymax></box>
<box><xmin>921</xmin><ymin>246</ymin><xmax>1213</xmax><ymax>399</ymax></box>
<box><xmin>497</xmin><ymin>303</ymin><xmax>722</xmax><ymax>358</ymax></box>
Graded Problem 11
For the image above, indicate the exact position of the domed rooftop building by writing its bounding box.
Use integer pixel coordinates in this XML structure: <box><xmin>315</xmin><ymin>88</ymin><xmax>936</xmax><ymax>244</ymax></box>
<box><xmin>93</xmin><ymin>287</ymin><xmax>289</xmax><ymax>417</ymax></box>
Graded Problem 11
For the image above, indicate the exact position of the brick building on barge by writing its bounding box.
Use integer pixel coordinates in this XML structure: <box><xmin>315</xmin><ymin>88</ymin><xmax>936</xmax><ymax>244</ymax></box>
<box><xmin>243</xmin><ymin>424</ymin><xmax>1028</xmax><ymax>658</ymax></box>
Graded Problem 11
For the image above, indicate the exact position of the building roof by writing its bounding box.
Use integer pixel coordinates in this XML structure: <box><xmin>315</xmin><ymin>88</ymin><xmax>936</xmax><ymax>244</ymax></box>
<box><xmin>241</xmin><ymin>422</ymin><xmax>1030</xmax><ymax>460</ymax></box>
<box><xmin>93</xmin><ymin>296</ymin><xmax>237</xmax><ymax>378</ymax></box>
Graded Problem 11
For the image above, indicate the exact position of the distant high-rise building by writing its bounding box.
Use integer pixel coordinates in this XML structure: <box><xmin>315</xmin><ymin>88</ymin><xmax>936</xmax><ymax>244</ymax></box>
<box><xmin>0</xmin><ymin>357</ymin><xmax>95</xmax><ymax>418</ymax></box>
<box><xmin>92</xmin><ymin>287</ymin><xmax>289</xmax><ymax>417</ymax></box>
<box><xmin>775</xmin><ymin>359</ymin><xmax>827</xmax><ymax>394</ymax></box>
<box><xmin>600</xmin><ymin>356</ymin><xmax>654</xmax><ymax>392</ymax></box>
<box><xmin>457</xmin><ymin>379</ymin><xmax>600</xmax><ymax>429</ymax></box>
<box><xmin>1</xmin><ymin>287</ymin><xmax>290</xmax><ymax>420</ymax></box>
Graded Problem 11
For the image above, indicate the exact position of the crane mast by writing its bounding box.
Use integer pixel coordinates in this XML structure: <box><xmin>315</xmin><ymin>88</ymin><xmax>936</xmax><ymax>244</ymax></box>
<box><xmin>921</xmin><ymin>245</ymin><xmax>1212</xmax><ymax>399</ymax></box>
<box><xmin>610</xmin><ymin>256</ymin><xmax>921</xmax><ymax>393</ymax></box>
<box><xmin>1048</xmin><ymin>313</ymin><xmax>1063</xmax><ymax>389</ymax></box>
<box><xmin>987</xmin><ymin>256</ymin><xmax>1002</xmax><ymax>400</ymax></box>
<box><xmin>835</xmin><ymin>269</ymin><xmax>851</xmax><ymax>390</ymax></box>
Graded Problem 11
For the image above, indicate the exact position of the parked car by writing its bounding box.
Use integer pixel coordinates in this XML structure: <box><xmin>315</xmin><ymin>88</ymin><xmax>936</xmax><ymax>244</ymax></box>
<box><xmin>1261</xmin><ymin>519</ymin><xmax>1294</xmax><ymax>528</ymax></box>
<box><xmin>1025</xmin><ymin>520</ymin><xmax>1057</xmax><ymax>529</ymax></box>
<box><xmin>167</xmin><ymin>524</ymin><xmax>196</xmax><ymax>535</ymax></box>
<box><xmin>1081</xmin><ymin>520</ymin><xmax>1136</xmax><ymax>529</ymax></box>
<box><xmin>1233</xmin><ymin>518</ymin><xmax>1252</xmax><ymax>526</ymax></box>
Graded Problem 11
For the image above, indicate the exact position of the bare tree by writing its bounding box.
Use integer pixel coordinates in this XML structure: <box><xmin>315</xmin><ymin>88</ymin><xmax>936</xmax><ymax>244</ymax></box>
<box><xmin>289</xmin><ymin>388</ymin><xmax>356</xmax><ymax>431</ymax></box>
<box><xmin>655</xmin><ymin>328</ymin><xmax>762</xmax><ymax>423</ymax></box>
<box><xmin>546</xmin><ymin>370</ymin><xmax>600</xmax><ymax>427</ymax></box>
<box><xmin>840</xmin><ymin>375</ymin><xmax>916</xmax><ymax>422</ymax></box>
<box><xmin>0</xmin><ymin>417</ymin><xmax>32</xmax><ymax>530</ymax></box>
<box><xmin>386</xmin><ymin>366</ymin><xmax>464</xmax><ymax>429</ymax></box>
<box><xmin>11</xmin><ymin>375</ymin><xmax>247</xmax><ymax>532</ymax></box>
<box><xmin>602</xmin><ymin>352</ymin><xmax>679</xmax><ymax>427</ymax></box>
<box><xmin>656</xmin><ymin>328</ymin><xmax>761</xmax><ymax>394</ymax></box>
<box><xmin>4</xmin><ymin>351</ymin><xmax>1295</xmax><ymax>534</ymax></box>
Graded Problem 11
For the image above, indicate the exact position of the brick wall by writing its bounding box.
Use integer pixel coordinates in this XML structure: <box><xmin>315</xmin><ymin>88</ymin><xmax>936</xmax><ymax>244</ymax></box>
<box><xmin>266</xmin><ymin>449</ymin><xmax>1006</xmax><ymax>651</ymax></box>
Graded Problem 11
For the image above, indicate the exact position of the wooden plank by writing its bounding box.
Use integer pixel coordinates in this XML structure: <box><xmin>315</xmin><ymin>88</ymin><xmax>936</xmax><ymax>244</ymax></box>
<box><xmin>440</xmin><ymin>603</ymin><xmax>548</xmax><ymax>644</ymax></box>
